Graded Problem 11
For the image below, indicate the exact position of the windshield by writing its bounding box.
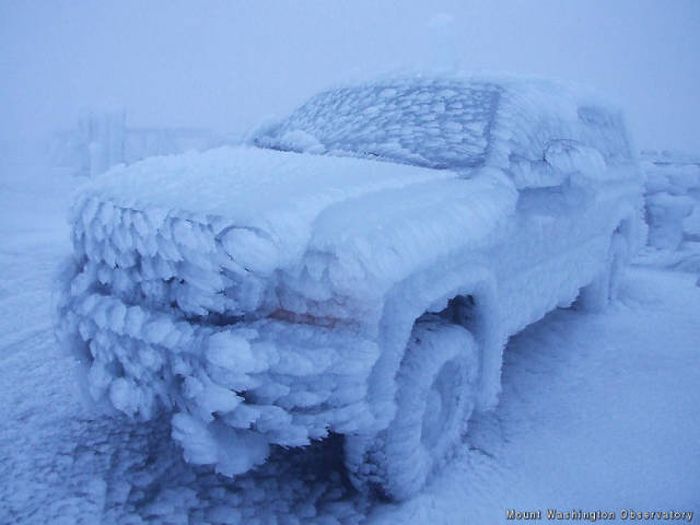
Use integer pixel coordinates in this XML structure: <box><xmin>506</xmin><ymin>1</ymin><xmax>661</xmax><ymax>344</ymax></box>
<box><xmin>254</xmin><ymin>79</ymin><xmax>502</xmax><ymax>170</ymax></box>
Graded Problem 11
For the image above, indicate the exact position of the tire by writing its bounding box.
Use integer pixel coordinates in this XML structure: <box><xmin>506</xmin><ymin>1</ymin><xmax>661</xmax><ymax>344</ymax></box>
<box><xmin>345</xmin><ymin>320</ymin><xmax>478</xmax><ymax>501</ymax></box>
<box><xmin>578</xmin><ymin>232</ymin><xmax>628</xmax><ymax>312</ymax></box>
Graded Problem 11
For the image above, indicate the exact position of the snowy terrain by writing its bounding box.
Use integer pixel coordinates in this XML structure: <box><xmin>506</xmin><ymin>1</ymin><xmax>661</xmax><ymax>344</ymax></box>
<box><xmin>637</xmin><ymin>151</ymin><xmax>700</xmax><ymax>273</ymax></box>
<box><xmin>1</xmin><ymin>151</ymin><xmax>699</xmax><ymax>523</ymax></box>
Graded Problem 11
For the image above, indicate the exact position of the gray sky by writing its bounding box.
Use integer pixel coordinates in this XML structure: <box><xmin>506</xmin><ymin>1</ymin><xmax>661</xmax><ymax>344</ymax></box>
<box><xmin>1</xmin><ymin>0</ymin><xmax>699</xmax><ymax>151</ymax></box>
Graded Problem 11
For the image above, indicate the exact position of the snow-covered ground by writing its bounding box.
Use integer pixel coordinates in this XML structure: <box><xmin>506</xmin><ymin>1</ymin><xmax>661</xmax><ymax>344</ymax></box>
<box><xmin>1</xmin><ymin>159</ymin><xmax>699</xmax><ymax>524</ymax></box>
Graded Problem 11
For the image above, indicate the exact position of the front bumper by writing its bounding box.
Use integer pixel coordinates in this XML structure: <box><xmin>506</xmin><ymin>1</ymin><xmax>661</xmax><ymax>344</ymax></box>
<box><xmin>57</xmin><ymin>260</ymin><xmax>379</xmax><ymax>475</ymax></box>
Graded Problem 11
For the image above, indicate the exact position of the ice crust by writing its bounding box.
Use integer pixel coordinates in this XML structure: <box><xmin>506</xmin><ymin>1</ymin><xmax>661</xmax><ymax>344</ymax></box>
<box><xmin>641</xmin><ymin>152</ymin><xmax>700</xmax><ymax>259</ymax></box>
<box><xmin>57</xmin><ymin>74</ymin><xmax>644</xmax><ymax>477</ymax></box>
<box><xmin>254</xmin><ymin>75</ymin><xmax>634</xmax><ymax>189</ymax></box>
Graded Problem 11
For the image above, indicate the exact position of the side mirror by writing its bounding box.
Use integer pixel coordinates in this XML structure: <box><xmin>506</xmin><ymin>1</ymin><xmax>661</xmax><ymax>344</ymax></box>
<box><xmin>544</xmin><ymin>139</ymin><xmax>607</xmax><ymax>181</ymax></box>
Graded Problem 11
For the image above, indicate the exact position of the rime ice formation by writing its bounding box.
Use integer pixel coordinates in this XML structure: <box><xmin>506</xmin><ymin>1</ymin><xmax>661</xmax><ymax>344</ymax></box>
<box><xmin>57</xmin><ymin>75</ymin><xmax>645</xmax><ymax>494</ymax></box>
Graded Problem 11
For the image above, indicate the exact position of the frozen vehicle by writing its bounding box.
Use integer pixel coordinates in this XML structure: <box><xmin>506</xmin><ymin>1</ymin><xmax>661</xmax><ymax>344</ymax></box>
<box><xmin>57</xmin><ymin>75</ymin><xmax>645</xmax><ymax>500</ymax></box>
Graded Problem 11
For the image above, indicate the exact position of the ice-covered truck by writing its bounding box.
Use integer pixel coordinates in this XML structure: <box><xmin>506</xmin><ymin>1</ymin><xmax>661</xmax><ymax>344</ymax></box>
<box><xmin>57</xmin><ymin>75</ymin><xmax>645</xmax><ymax>500</ymax></box>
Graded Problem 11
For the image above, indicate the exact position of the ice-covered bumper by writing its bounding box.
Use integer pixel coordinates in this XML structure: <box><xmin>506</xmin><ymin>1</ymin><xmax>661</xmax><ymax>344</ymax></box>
<box><xmin>57</xmin><ymin>266</ymin><xmax>380</xmax><ymax>476</ymax></box>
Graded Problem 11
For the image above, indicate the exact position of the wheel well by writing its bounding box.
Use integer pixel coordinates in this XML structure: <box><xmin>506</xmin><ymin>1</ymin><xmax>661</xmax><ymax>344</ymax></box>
<box><xmin>611</xmin><ymin>216</ymin><xmax>635</xmax><ymax>262</ymax></box>
<box><xmin>366</xmin><ymin>270</ymin><xmax>501</xmax><ymax>427</ymax></box>
<box><xmin>614</xmin><ymin>218</ymin><xmax>631</xmax><ymax>239</ymax></box>
<box><xmin>613</xmin><ymin>208</ymin><xmax>641</xmax><ymax>251</ymax></box>
<box><xmin>415</xmin><ymin>294</ymin><xmax>478</xmax><ymax>334</ymax></box>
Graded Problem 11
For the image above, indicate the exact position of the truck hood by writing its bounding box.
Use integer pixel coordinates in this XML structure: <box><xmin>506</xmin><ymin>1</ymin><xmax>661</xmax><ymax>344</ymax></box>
<box><xmin>73</xmin><ymin>146</ymin><xmax>516</xmax><ymax>315</ymax></box>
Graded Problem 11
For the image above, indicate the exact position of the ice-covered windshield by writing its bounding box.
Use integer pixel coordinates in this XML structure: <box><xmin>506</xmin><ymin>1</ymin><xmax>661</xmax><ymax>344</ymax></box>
<box><xmin>254</xmin><ymin>79</ymin><xmax>502</xmax><ymax>170</ymax></box>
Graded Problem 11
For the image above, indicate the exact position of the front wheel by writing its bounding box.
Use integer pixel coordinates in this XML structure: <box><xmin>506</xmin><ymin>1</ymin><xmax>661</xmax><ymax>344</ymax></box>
<box><xmin>344</xmin><ymin>320</ymin><xmax>478</xmax><ymax>501</ymax></box>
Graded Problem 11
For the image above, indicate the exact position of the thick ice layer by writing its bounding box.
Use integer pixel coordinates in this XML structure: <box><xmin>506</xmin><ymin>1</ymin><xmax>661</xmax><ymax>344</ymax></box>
<box><xmin>58</xmin><ymin>74</ymin><xmax>645</xmax><ymax>480</ymax></box>
<box><xmin>77</xmin><ymin>145</ymin><xmax>453</xmax><ymax>265</ymax></box>
<box><xmin>67</xmin><ymin>147</ymin><xmax>455</xmax><ymax>318</ymax></box>
<box><xmin>296</xmin><ymin>169</ymin><xmax>517</xmax><ymax>305</ymax></box>
<box><xmin>641</xmin><ymin>151</ymin><xmax>700</xmax><ymax>253</ymax></box>
<box><xmin>58</xmin><ymin>278</ymin><xmax>380</xmax><ymax>474</ymax></box>
<box><xmin>59</xmin><ymin>143</ymin><xmax>522</xmax><ymax>475</ymax></box>
<box><xmin>255</xmin><ymin>80</ymin><xmax>500</xmax><ymax>169</ymax></box>
<box><xmin>254</xmin><ymin>75</ymin><xmax>635</xmax><ymax>189</ymax></box>
<box><xmin>67</xmin><ymin>146</ymin><xmax>519</xmax><ymax>321</ymax></box>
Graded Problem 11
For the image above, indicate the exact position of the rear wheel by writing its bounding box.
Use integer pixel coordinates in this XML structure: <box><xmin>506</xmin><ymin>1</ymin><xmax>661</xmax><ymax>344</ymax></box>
<box><xmin>345</xmin><ymin>320</ymin><xmax>478</xmax><ymax>501</ymax></box>
<box><xmin>578</xmin><ymin>232</ymin><xmax>628</xmax><ymax>312</ymax></box>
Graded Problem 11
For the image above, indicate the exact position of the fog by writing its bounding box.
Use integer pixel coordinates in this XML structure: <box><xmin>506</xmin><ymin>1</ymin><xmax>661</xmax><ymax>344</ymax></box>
<box><xmin>2</xmin><ymin>3</ymin><xmax>700</xmax><ymax>523</ymax></box>
<box><xmin>1</xmin><ymin>0</ymin><xmax>699</xmax><ymax>152</ymax></box>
